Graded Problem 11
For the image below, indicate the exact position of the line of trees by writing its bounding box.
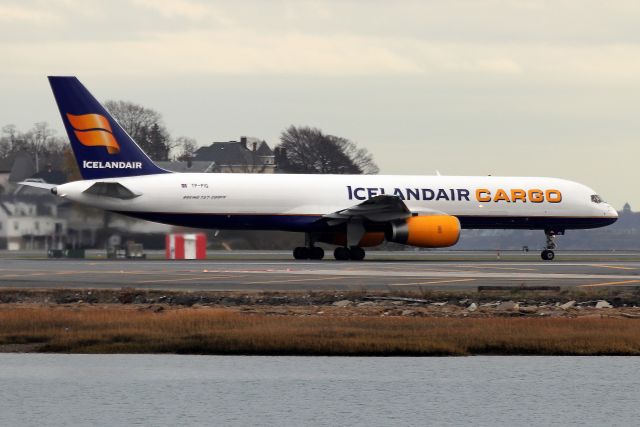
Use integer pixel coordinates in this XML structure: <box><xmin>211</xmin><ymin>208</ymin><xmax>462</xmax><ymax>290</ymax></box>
<box><xmin>1</xmin><ymin>101</ymin><xmax>379</xmax><ymax>177</ymax></box>
<box><xmin>103</xmin><ymin>101</ymin><xmax>175</xmax><ymax>161</ymax></box>
<box><xmin>0</xmin><ymin>101</ymin><xmax>196</xmax><ymax>172</ymax></box>
<box><xmin>0</xmin><ymin>123</ymin><xmax>67</xmax><ymax>172</ymax></box>
<box><xmin>103</xmin><ymin>101</ymin><xmax>199</xmax><ymax>162</ymax></box>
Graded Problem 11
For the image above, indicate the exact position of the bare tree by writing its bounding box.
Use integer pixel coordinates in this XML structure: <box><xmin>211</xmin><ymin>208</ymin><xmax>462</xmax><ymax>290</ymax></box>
<box><xmin>277</xmin><ymin>126</ymin><xmax>378</xmax><ymax>174</ymax></box>
<box><xmin>104</xmin><ymin>100</ymin><xmax>160</xmax><ymax>140</ymax></box>
<box><xmin>0</xmin><ymin>124</ymin><xmax>16</xmax><ymax>158</ymax></box>
<box><xmin>174</xmin><ymin>136</ymin><xmax>198</xmax><ymax>161</ymax></box>
<box><xmin>104</xmin><ymin>100</ymin><xmax>174</xmax><ymax>160</ymax></box>
<box><xmin>1</xmin><ymin>124</ymin><xmax>16</xmax><ymax>146</ymax></box>
<box><xmin>62</xmin><ymin>147</ymin><xmax>82</xmax><ymax>181</ymax></box>
<box><xmin>332</xmin><ymin>136</ymin><xmax>379</xmax><ymax>174</ymax></box>
<box><xmin>24</xmin><ymin>122</ymin><xmax>57</xmax><ymax>172</ymax></box>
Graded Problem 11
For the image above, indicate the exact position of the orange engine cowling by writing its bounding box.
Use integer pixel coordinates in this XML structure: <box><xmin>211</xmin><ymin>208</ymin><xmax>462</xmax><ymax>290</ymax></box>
<box><xmin>385</xmin><ymin>215</ymin><xmax>460</xmax><ymax>248</ymax></box>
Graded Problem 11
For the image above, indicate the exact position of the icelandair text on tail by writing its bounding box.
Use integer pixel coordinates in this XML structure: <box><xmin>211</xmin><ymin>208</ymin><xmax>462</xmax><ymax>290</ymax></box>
<box><xmin>83</xmin><ymin>161</ymin><xmax>143</xmax><ymax>169</ymax></box>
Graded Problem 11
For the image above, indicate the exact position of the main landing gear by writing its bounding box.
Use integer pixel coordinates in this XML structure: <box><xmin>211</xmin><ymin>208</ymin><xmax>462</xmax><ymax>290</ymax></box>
<box><xmin>292</xmin><ymin>245</ymin><xmax>366</xmax><ymax>261</ymax></box>
<box><xmin>293</xmin><ymin>246</ymin><xmax>324</xmax><ymax>260</ymax></box>
<box><xmin>540</xmin><ymin>229</ymin><xmax>563</xmax><ymax>261</ymax></box>
<box><xmin>334</xmin><ymin>246</ymin><xmax>366</xmax><ymax>261</ymax></box>
<box><xmin>292</xmin><ymin>227</ymin><xmax>367</xmax><ymax>261</ymax></box>
<box><xmin>293</xmin><ymin>233</ymin><xmax>325</xmax><ymax>260</ymax></box>
<box><xmin>333</xmin><ymin>219</ymin><xmax>366</xmax><ymax>261</ymax></box>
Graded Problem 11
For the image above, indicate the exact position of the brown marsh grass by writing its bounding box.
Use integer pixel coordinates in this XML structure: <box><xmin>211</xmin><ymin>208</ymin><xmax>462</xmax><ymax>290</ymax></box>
<box><xmin>1</xmin><ymin>306</ymin><xmax>639</xmax><ymax>355</ymax></box>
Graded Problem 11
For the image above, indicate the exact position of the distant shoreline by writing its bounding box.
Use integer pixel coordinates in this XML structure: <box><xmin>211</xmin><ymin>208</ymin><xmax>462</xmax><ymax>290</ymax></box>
<box><xmin>1</xmin><ymin>288</ymin><xmax>640</xmax><ymax>356</ymax></box>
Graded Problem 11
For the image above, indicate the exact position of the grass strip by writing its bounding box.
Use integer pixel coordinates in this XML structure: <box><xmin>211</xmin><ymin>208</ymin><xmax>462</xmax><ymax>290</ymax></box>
<box><xmin>1</xmin><ymin>306</ymin><xmax>639</xmax><ymax>356</ymax></box>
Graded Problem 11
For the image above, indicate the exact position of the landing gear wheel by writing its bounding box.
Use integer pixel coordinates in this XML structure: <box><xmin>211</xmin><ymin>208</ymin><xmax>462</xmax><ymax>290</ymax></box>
<box><xmin>349</xmin><ymin>246</ymin><xmax>365</xmax><ymax>261</ymax></box>
<box><xmin>293</xmin><ymin>247</ymin><xmax>309</xmax><ymax>260</ymax></box>
<box><xmin>334</xmin><ymin>247</ymin><xmax>351</xmax><ymax>261</ymax></box>
<box><xmin>309</xmin><ymin>246</ymin><xmax>325</xmax><ymax>260</ymax></box>
<box><xmin>541</xmin><ymin>250</ymin><xmax>555</xmax><ymax>261</ymax></box>
<box><xmin>541</xmin><ymin>229</ymin><xmax>562</xmax><ymax>262</ymax></box>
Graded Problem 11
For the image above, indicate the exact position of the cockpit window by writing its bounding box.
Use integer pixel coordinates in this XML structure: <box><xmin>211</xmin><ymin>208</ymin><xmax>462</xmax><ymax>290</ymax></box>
<box><xmin>591</xmin><ymin>195</ymin><xmax>604</xmax><ymax>204</ymax></box>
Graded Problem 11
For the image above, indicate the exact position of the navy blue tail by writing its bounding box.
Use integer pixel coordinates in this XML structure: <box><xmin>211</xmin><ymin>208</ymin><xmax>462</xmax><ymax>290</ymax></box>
<box><xmin>48</xmin><ymin>76</ymin><xmax>168</xmax><ymax>180</ymax></box>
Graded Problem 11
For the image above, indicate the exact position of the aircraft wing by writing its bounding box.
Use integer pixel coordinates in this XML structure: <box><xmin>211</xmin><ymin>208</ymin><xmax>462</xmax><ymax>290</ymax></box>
<box><xmin>17</xmin><ymin>181</ymin><xmax>57</xmax><ymax>191</ymax></box>
<box><xmin>322</xmin><ymin>195</ymin><xmax>411</xmax><ymax>226</ymax></box>
<box><xmin>322</xmin><ymin>195</ymin><xmax>450</xmax><ymax>245</ymax></box>
<box><xmin>323</xmin><ymin>195</ymin><xmax>447</xmax><ymax>225</ymax></box>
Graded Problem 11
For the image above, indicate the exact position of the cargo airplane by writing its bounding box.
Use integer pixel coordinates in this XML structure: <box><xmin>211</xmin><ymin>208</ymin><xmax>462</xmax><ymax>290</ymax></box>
<box><xmin>20</xmin><ymin>77</ymin><xmax>618</xmax><ymax>261</ymax></box>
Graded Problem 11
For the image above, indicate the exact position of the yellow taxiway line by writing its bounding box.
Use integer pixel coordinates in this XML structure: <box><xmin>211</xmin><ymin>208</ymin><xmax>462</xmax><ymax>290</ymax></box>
<box><xmin>244</xmin><ymin>276</ymin><xmax>349</xmax><ymax>285</ymax></box>
<box><xmin>579</xmin><ymin>279</ymin><xmax>640</xmax><ymax>288</ymax></box>
<box><xmin>389</xmin><ymin>278</ymin><xmax>476</xmax><ymax>286</ymax></box>
<box><xmin>135</xmin><ymin>274</ymin><xmax>243</xmax><ymax>284</ymax></box>
<box><xmin>590</xmin><ymin>264</ymin><xmax>637</xmax><ymax>271</ymax></box>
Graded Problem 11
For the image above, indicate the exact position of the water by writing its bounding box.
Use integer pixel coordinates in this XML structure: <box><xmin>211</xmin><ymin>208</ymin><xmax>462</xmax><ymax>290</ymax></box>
<box><xmin>0</xmin><ymin>355</ymin><xmax>638</xmax><ymax>426</ymax></box>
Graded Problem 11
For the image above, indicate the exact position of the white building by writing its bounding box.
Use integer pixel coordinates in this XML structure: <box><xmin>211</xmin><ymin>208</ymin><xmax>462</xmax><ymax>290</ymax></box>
<box><xmin>0</xmin><ymin>198</ymin><xmax>66</xmax><ymax>250</ymax></box>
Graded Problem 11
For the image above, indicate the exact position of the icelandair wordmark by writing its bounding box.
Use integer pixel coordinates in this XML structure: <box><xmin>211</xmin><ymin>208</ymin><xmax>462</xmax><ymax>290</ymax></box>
<box><xmin>83</xmin><ymin>161</ymin><xmax>142</xmax><ymax>169</ymax></box>
<box><xmin>347</xmin><ymin>186</ymin><xmax>470</xmax><ymax>201</ymax></box>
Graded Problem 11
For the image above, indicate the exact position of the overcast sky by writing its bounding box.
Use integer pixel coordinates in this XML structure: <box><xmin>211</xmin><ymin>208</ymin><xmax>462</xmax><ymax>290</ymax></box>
<box><xmin>1</xmin><ymin>0</ymin><xmax>639</xmax><ymax>208</ymax></box>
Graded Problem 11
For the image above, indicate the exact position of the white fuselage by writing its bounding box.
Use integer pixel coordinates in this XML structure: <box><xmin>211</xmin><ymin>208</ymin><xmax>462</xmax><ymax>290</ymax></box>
<box><xmin>54</xmin><ymin>173</ymin><xmax>618</xmax><ymax>232</ymax></box>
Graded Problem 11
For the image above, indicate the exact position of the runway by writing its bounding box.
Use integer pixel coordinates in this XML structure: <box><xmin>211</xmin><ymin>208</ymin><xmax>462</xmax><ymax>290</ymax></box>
<box><xmin>0</xmin><ymin>251</ymin><xmax>640</xmax><ymax>291</ymax></box>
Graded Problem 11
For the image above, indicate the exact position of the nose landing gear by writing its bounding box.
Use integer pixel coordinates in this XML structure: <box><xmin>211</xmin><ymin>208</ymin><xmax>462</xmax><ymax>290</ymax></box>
<box><xmin>541</xmin><ymin>229</ymin><xmax>563</xmax><ymax>261</ymax></box>
<box><xmin>541</xmin><ymin>249</ymin><xmax>555</xmax><ymax>261</ymax></box>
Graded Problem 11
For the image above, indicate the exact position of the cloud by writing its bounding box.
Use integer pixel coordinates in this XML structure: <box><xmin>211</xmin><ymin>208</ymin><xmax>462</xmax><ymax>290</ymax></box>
<box><xmin>2</xmin><ymin>0</ymin><xmax>640</xmax><ymax>82</ymax></box>
<box><xmin>5</xmin><ymin>28</ymin><xmax>640</xmax><ymax>84</ymax></box>
<box><xmin>0</xmin><ymin>4</ymin><xmax>60</xmax><ymax>25</ymax></box>
<box><xmin>132</xmin><ymin>0</ymin><xmax>232</xmax><ymax>25</ymax></box>
<box><xmin>0</xmin><ymin>30</ymin><xmax>423</xmax><ymax>76</ymax></box>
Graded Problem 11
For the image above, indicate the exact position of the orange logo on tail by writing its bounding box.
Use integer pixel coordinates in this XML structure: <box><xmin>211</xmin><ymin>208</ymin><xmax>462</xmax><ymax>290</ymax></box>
<box><xmin>66</xmin><ymin>113</ymin><xmax>120</xmax><ymax>154</ymax></box>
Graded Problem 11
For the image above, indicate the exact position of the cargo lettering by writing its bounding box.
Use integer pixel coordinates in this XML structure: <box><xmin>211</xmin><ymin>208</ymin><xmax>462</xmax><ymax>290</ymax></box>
<box><xmin>475</xmin><ymin>188</ymin><xmax>562</xmax><ymax>203</ymax></box>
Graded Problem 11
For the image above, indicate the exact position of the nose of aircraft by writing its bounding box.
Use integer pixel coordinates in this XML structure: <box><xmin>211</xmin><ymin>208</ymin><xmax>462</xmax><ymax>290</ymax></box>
<box><xmin>604</xmin><ymin>204</ymin><xmax>618</xmax><ymax>220</ymax></box>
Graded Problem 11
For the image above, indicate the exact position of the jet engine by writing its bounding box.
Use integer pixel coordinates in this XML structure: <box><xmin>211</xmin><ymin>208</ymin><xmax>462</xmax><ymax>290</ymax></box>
<box><xmin>385</xmin><ymin>215</ymin><xmax>460</xmax><ymax>248</ymax></box>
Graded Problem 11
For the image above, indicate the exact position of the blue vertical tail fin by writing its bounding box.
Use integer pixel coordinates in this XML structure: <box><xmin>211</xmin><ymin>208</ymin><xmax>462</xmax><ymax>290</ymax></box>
<box><xmin>48</xmin><ymin>76</ymin><xmax>169</xmax><ymax>180</ymax></box>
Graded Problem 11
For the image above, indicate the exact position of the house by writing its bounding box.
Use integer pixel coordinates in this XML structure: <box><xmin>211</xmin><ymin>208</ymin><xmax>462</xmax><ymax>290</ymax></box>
<box><xmin>194</xmin><ymin>136</ymin><xmax>276</xmax><ymax>173</ymax></box>
<box><xmin>0</xmin><ymin>195</ymin><xmax>66</xmax><ymax>250</ymax></box>
<box><xmin>30</xmin><ymin>164</ymin><xmax>67</xmax><ymax>184</ymax></box>
<box><xmin>0</xmin><ymin>157</ymin><xmax>12</xmax><ymax>195</ymax></box>
<box><xmin>156</xmin><ymin>160</ymin><xmax>215</xmax><ymax>173</ymax></box>
<box><xmin>0</xmin><ymin>152</ymin><xmax>37</xmax><ymax>194</ymax></box>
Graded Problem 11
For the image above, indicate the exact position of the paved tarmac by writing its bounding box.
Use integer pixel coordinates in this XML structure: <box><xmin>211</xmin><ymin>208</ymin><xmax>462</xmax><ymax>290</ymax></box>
<box><xmin>0</xmin><ymin>251</ymin><xmax>640</xmax><ymax>291</ymax></box>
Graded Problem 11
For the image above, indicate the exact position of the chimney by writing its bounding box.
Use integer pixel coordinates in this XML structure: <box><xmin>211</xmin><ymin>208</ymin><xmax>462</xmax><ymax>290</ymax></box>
<box><xmin>240</xmin><ymin>136</ymin><xmax>247</xmax><ymax>149</ymax></box>
<box><xmin>252</xmin><ymin>142</ymin><xmax>257</xmax><ymax>152</ymax></box>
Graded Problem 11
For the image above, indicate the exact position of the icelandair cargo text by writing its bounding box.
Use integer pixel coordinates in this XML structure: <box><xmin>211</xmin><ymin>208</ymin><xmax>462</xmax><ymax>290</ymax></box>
<box><xmin>346</xmin><ymin>186</ymin><xmax>562</xmax><ymax>203</ymax></box>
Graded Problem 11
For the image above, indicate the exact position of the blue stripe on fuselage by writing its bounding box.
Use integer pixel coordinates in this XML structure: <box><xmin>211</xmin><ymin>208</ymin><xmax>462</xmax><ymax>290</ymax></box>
<box><xmin>112</xmin><ymin>211</ymin><xmax>617</xmax><ymax>232</ymax></box>
<box><xmin>115</xmin><ymin>211</ymin><xmax>327</xmax><ymax>232</ymax></box>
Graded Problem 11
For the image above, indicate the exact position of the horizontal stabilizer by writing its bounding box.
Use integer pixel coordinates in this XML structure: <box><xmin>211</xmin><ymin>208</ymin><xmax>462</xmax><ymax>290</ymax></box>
<box><xmin>83</xmin><ymin>182</ymin><xmax>141</xmax><ymax>199</ymax></box>
<box><xmin>18</xmin><ymin>181</ymin><xmax>57</xmax><ymax>191</ymax></box>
